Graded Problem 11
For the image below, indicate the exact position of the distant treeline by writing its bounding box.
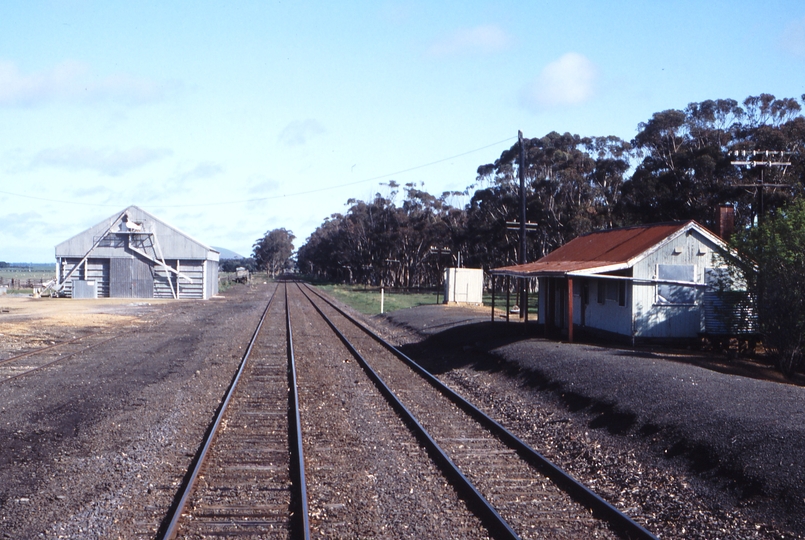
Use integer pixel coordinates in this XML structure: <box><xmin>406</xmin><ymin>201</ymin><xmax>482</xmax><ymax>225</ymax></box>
<box><xmin>298</xmin><ymin>93</ymin><xmax>805</xmax><ymax>288</ymax></box>
<box><xmin>0</xmin><ymin>263</ymin><xmax>53</xmax><ymax>271</ymax></box>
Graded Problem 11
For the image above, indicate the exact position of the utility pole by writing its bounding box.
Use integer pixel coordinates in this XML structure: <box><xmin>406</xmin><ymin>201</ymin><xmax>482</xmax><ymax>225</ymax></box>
<box><xmin>518</xmin><ymin>130</ymin><xmax>527</xmax><ymax>319</ymax></box>
<box><xmin>730</xmin><ymin>150</ymin><xmax>793</xmax><ymax>329</ymax></box>
<box><xmin>518</xmin><ymin>131</ymin><xmax>526</xmax><ymax>266</ymax></box>
<box><xmin>730</xmin><ymin>150</ymin><xmax>792</xmax><ymax>226</ymax></box>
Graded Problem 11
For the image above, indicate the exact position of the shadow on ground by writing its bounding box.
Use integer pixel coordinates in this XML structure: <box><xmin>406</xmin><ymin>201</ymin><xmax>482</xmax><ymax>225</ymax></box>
<box><xmin>398</xmin><ymin>319</ymin><xmax>805</xmax><ymax>387</ymax></box>
<box><xmin>395</xmin><ymin>319</ymin><xmax>781</xmax><ymax>505</ymax></box>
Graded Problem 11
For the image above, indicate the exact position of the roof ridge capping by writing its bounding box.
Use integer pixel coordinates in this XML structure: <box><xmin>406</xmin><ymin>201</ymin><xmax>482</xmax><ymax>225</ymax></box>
<box><xmin>542</xmin><ymin>221</ymin><xmax>691</xmax><ymax>264</ymax></box>
<box><xmin>491</xmin><ymin>220</ymin><xmax>730</xmax><ymax>276</ymax></box>
<box><xmin>578</xmin><ymin>220</ymin><xmax>690</xmax><ymax>237</ymax></box>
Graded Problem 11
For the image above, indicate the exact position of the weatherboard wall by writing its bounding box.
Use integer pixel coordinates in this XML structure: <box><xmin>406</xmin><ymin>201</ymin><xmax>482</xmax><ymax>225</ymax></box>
<box><xmin>569</xmin><ymin>277</ymin><xmax>633</xmax><ymax>337</ymax></box>
<box><xmin>557</xmin><ymin>225</ymin><xmax>737</xmax><ymax>340</ymax></box>
<box><xmin>630</xmin><ymin>228</ymin><xmax>727</xmax><ymax>338</ymax></box>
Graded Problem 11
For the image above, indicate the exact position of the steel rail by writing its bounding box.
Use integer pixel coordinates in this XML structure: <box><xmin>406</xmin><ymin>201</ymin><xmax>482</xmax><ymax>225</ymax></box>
<box><xmin>295</xmin><ymin>283</ymin><xmax>521</xmax><ymax>540</ymax></box>
<box><xmin>285</xmin><ymin>281</ymin><xmax>311</xmax><ymax>540</ymax></box>
<box><xmin>159</xmin><ymin>285</ymin><xmax>278</xmax><ymax>540</ymax></box>
<box><xmin>0</xmin><ymin>334</ymin><xmax>119</xmax><ymax>384</ymax></box>
<box><xmin>303</xmin><ymin>283</ymin><xmax>659</xmax><ymax>540</ymax></box>
<box><xmin>0</xmin><ymin>334</ymin><xmax>93</xmax><ymax>366</ymax></box>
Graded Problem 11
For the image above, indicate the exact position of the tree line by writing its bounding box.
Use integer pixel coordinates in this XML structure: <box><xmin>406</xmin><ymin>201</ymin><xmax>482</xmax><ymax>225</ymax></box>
<box><xmin>248</xmin><ymin>93</ymin><xmax>805</xmax><ymax>374</ymax></box>
<box><xmin>295</xmin><ymin>93</ymin><xmax>805</xmax><ymax>289</ymax></box>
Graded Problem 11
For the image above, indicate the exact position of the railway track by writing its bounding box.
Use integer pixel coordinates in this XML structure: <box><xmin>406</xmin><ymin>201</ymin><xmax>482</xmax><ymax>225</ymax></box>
<box><xmin>160</xmin><ymin>283</ymin><xmax>308</xmax><ymax>539</ymax></box>
<box><xmin>296</xmin><ymin>282</ymin><xmax>657</xmax><ymax>540</ymax></box>
<box><xmin>0</xmin><ymin>330</ymin><xmax>119</xmax><ymax>383</ymax></box>
<box><xmin>162</xmin><ymin>281</ymin><xmax>657</xmax><ymax>539</ymax></box>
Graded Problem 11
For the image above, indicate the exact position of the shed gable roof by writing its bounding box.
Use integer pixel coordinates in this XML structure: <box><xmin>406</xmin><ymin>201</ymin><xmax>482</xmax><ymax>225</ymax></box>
<box><xmin>492</xmin><ymin>221</ymin><xmax>725</xmax><ymax>277</ymax></box>
<box><xmin>55</xmin><ymin>205</ymin><xmax>219</xmax><ymax>261</ymax></box>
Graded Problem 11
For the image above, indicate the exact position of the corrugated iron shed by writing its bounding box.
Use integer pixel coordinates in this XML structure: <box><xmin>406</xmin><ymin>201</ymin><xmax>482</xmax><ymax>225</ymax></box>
<box><xmin>54</xmin><ymin>206</ymin><xmax>220</xmax><ymax>299</ymax></box>
<box><xmin>56</xmin><ymin>206</ymin><xmax>217</xmax><ymax>261</ymax></box>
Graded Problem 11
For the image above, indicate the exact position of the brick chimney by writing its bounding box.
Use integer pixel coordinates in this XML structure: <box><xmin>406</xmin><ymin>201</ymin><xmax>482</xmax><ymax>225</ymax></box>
<box><xmin>715</xmin><ymin>204</ymin><xmax>735</xmax><ymax>241</ymax></box>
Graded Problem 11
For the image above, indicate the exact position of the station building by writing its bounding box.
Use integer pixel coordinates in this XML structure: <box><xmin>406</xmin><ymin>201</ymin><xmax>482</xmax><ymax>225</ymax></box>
<box><xmin>55</xmin><ymin>206</ymin><xmax>219</xmax><ymax>299</ymax></box>
<box><xmin>492</xmin><ymin>218</ymin><xmax>752</xmax><ymax>343</ymax></box>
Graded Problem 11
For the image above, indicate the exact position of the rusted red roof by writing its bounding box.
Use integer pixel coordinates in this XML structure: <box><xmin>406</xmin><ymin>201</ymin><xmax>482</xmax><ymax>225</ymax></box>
<box><xmin>493</xmin><ymin>221</ymin><xmax>692</xmax><ymax>276</ymax></box>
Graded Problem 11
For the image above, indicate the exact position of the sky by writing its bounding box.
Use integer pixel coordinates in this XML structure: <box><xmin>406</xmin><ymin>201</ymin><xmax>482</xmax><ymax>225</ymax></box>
<box><xmin>1</xmin><ymin>1</ymin><xmax>805</xmax><ymax>262</ymax></box>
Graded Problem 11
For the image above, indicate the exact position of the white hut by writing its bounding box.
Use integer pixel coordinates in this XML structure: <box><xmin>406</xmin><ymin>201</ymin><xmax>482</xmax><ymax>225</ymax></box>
<box><xmin>54</xmin><ymin>206</ymin><xmax>219</xmax><ymax>299</ymax></box>
<box><xmin>492</xmin><ymin>220</ymin><xmax>751</xmax><ymax>343</ymax></box>
<box><xmin>443</xmin><ymin>267</ymin><xmax>483</xmax><ymax>304</ymax></box>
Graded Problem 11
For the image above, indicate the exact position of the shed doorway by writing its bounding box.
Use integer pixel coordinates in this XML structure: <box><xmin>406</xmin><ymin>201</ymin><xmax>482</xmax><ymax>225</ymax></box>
<box><xmin>110</xmin><ymin>257</ymin><xmax>154</xmax><ymax>298</ymax></box>
<box><xmin>544</xmin><ymin>277</ymin><xmax>568</xmax><ymax>338</ymax></box>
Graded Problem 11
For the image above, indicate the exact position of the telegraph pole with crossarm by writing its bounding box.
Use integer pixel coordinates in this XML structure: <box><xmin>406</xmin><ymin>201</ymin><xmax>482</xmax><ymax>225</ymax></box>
<box><xmin>729</xmin><ymin>150</ymin><xmax>793</xmax><ymax>225</ymax></box>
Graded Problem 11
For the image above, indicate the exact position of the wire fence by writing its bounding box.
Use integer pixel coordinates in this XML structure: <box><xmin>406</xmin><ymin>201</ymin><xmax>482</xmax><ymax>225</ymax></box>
<box><xmin>0</xmin><ymin>277</ymin><xmax>50</xmax><ymax>288</ymax></box>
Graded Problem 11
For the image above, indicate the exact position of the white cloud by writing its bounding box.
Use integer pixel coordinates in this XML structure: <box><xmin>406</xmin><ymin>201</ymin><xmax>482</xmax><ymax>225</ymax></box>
<box><xmin>32</xmin><ymin>146</ymin><xmax>173</xmax><ymax>176</ymax></box>
<box><xmin>0</xmin><ymin>211</ymin><xmax>45</xmax><ymax>237</ymax></box>
<box><xmin>278</xmin><ymin>119</ymin><xmax>326</xmax><ymax>146</ymax></box>
<box><xmin>248</xmin><ymin>176</ymin><xmax>280</xmax><ymax>194</ymax></box>
<box><xmin>522</xmin><ymin>52</ymin><xmax>599</xmax><ymax>110</ymax></box>
<box><xmin>427</xmin><ymin>24</ymin><xmax>512</xmax><ymax>58</ymax></box>
<box><xmin>0</xmin><ymin>59</ymin><xmax>166</xmax><ymax>107</ymax></box>
<box><xmin>780</xmin><ymin>16</ymin><xmax>805</xmax><ymax>58</ymax></box>
<box><xmin>177</xmin><ymin>162</ymin><xmax>224</xmax><ymax>182</ymax></box>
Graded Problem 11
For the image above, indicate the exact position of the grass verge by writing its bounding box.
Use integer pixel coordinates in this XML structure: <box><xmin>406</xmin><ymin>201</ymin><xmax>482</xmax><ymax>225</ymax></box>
<box><xmin>314</xmin><ymin>285</ymin><xmax>441</xmax><ymax>315</ymax></box>
<box><xmin>310</xmin><ymin>284</ymin><xmax>538</xmax><ymax>316</ymax></box>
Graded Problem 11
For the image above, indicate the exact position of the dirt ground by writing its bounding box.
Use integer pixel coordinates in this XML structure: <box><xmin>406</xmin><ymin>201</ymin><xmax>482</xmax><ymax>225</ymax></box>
<box><xmin>0</xmin><ymin>285</ymin><xmax>269</xmax><ymax>539</ymax></box>
<box><xmin>0</xmin><ymin>296</ymin><xmax>186</xmax><ymax>358</ymax></box>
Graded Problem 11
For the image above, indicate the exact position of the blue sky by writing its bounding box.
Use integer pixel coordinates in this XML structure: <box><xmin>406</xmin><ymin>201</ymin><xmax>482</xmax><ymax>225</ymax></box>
<box><xmin>2</xmin><ymin>0</ymin><xmax>804</xmax><ymax>262</ymax></box>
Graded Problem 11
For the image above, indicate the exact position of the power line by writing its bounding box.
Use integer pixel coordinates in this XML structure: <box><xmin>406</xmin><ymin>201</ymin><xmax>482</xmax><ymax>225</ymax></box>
<box><xmin>0</xmin><ymin>136</ymin><xmax>516</xmax><ymax>209</ymax></box>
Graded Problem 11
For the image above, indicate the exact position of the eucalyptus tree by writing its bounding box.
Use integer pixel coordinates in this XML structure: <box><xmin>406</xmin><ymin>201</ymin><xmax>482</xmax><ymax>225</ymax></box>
<box><xmin>731</xmin><ymin>94</ymin><xmax>805</xmax><ymax>222</ymax></box>
<box><xmin>467</xmin><ymin>131</ymin><xmax>632</xmax><ymax>268</ymax></box>
<box><xmin>252</xmin><ymin>228</ymin><xmax>295</xmax><ymax>278</ymax></box>
<box><xmin>621</xmin><ymin>95</ymin><xmax>805</xmax><ymax>229</ymax></box>
<box><xmin>734</xmin><ymin>198</ymin><xmax>805</xmax><ymax>375</ymax></box>
<box><xmin>297</xmin><ymin>187</ymin><xmax>465</xmax><ymax>288</ymax></box>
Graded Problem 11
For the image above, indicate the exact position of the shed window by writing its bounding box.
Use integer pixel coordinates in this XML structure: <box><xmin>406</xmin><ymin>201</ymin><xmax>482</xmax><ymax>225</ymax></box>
<box><xmin>606</xmin><ymin>281</ymin><xmax>619</xmax><ymax>302</ymax></box>
<box><xmin>608</xmin><ymin>279</ymin><xmax>627</xmax><ymax>306</ymax></box>
<box><xmin>597</xmin><ymin>279</ymin><xmax>606</xmax><ymax>304</ymax></box>
<box><xmin>657</xmin><ymin>264</ymin><xmax>696</xmax><ymax>304</ymax></box>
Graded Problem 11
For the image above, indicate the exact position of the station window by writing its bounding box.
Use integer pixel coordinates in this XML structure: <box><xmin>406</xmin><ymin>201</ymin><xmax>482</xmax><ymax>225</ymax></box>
<box><xmin>606</xmin><ymin>281</ymin><xmax>619</xmax><ymax>302</ymax></box>
<box><xmin>657</xmin><ymin>264</ymin><xmax>696</xmax><ymax>304</ymax></box>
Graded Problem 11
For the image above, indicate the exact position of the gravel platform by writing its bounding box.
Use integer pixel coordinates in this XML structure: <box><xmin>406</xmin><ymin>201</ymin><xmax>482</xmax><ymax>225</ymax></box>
<box><xmin>380</xmin><ymin>303</ymin><xmax>805</xmax><ymax>538</ymax></box>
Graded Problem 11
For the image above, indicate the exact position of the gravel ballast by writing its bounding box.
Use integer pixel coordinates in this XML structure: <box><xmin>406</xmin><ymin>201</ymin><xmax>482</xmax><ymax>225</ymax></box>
<box><xmin>381</xmin><ymin>304</ymin><xmax>805</xmax><ymax>538</ymax></box>
<box><xmin>3</xmin><ymin>287</ymin><xmax>805</xmax><ymax>538</ymax></box>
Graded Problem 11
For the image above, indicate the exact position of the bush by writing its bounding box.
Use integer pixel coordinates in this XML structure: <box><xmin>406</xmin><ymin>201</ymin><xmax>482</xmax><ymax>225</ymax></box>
<box><xmin>735</xmin><ymin>199</ymin><xmax>805</xmax><ymax>376</ymax></box>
